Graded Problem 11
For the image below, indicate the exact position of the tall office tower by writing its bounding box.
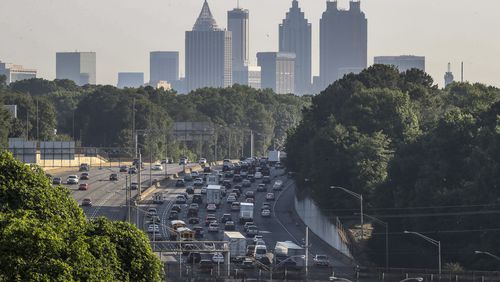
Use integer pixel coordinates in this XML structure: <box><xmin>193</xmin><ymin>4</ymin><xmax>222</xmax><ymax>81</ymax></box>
<box><xmin>374</xmin><ymin>55</ymin><xmax>425</xmax><ymax>72</ymax></box>
<box><xmin>257</xmin><ymin>52</ymin><xmax>295</xmax><ymax>94</ymax></box>
<box><xmin>150</xmin><ymin>51</ymin><xmax>179</xmax><ymax>85</ymax></box>
<box><xmin>320</xmin><ymin>1</ymin><xmax>367</xmax><ymax>90</ymax></box>
<box><xmin>0</xmin><ymin>61</ymin><xmax>37</xmax><ymax>84</ymax></box>
<box><xmin>186</xmin><ymin>0</ymin><xmax>232</xmax><ymax>92</ymax></box>
<box><xmin>117</xmin><ymin>72</ymin><xmax>144</xmax><ymax>88</ymax></box>
<box><xmin>279</xmin><ymin>0</ymin><xmax>312</xmax><ymax>95</ymax></box>
<box><xmin>444</xmin><ymin>62</ymin><xmax>454</xmax><ymax>87</ymax></box>
<box><xmin>56</xmin><ymin>52</ymin><xmax>96</xmax><ymax>86</ymax></box>
<box><xmin>228</xmin><ymin>6</ymin><xmax>249</xmax><ymax>85</ymax></box>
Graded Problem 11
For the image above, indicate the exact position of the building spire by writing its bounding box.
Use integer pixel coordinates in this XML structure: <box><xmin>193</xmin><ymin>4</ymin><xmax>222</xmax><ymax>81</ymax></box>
<box><xmin>193</xmin><ymin>0</ymin><xmax>219</xmax><ymax>31</ymax></box>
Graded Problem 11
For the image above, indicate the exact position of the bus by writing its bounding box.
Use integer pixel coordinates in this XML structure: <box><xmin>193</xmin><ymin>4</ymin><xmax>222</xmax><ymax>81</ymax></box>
<box><xmin>170</xmin><ymin>220</ymin><xmax>187</xmax><ymax>230</ymax></box>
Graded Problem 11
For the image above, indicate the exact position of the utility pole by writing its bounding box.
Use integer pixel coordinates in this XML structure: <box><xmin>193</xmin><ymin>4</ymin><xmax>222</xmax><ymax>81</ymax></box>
<box><xmin>250</xmin><ymin>130</ymin><xmax>254</xmax><ymax>158</ymax></box>
<box><xmin>305</xmin><ymin>227</ymin><xmax>309</xmax><ymax>279</ymax></box>
<box><xmin>132</xmin><ymin>98</ymin><xmax>136</xmax><ymax>157</ymax></box>
<box><xmin>36</xmin><ymin>99</ymin><xmax>39</xmax><ymax>141</ymax></box>
<box><xmin>138</xmin><ymin>150</ymin><xmax>142</xmax><ymax>198</ymax></box>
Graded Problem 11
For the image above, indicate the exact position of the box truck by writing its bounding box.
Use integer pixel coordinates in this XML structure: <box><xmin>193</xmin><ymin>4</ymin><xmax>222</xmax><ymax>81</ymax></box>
<box><xmin>206</xmin><ymin>185</ymin><xmax>222</xmax><ymax>206</ymax></box>
<box><xmin>223</xmin><ymin>231</ymin><xmax>247</xmax><ymax>258</ymax></box>
<box><xmin>239</xmin><ymin>202</ymin><xmax>254</xmax><ymax>223</ymax></box>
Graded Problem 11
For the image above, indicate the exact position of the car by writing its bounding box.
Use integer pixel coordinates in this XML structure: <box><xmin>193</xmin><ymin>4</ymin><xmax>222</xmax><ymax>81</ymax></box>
<box><xmin>186</xmin><ymin>186</ymin><xmax>194</xmax><ymax>194</ymax></box>
<box><xmin>247</xmin><ymin>175</ymin><xmax>255</xmax><ymax>182</ymax></box>
<box><xmin>207</xmin><ymin>203</ymin><xmax>217</xmax><ymax>212</ymax></box>
<box><xmin>203</xmin><ymin>166</ymin><xmax>211</xmax><ymax>173</ymax></box>
<box><xmin>79</xmin><ymin>163</ymin><xmax>89</xmax><ymax>171</ymax></box>
<box><xmin>275</xmin><ymin>162</ymin><xmax>284</xmax><ymax>169</ymax></box>
<box><xmin>245</xmin><ymin>197</ymin><xmax>254</xmax><ymax>203</ymax></box>
<box><xmin>66</xmin><ymin>175</ymin><xmax>79</xmax><ymax>185</ymax></box>
<box><xmin>223</xmin><ymin>180</ymin><xmax>232</xmax><ymax>189</ymax></box>
<box><xmin>161</xmin><ymin>158</ymin><xmax>174</xmax><ymax>164</ymax></box>
<box><xmin>188</xmin><ymin>217</ymin><xmax>200</xmax><ymax>224</ymax></box>
<box><xmin>220</xmin><ymin>214</ymin><xmax>232</xmax><ymax>223</ymax></box>
<box><xmin>243</xmin><ymin>222</ymin><xmax>255</xmax><ymax>232</ymax></box>
<box><xmin>226</xmin><ymin>195</ymin><xmax>236</xmax><ymax>204</ymax></box>
<box><xmin>193</xmin><ymin>226</ymin><xmax>204</xmax><ymax>238</ymax></box>
<box><xmin>266</xmin><ymin>193</ymin><xmax>275</xmax><ymax>201</ymax></box>
<box><xmin>152</xmin><ymin>164</ymin><xmax>163</xmax><ymax>171</ymax></box>
<box><xmin>128</xmin><ymin>167</ymin><xmax>137</xmax><ymax>174</ymax></box>
<box><xmin>199</xmin><ymin>259</ymin><xmax>214</xmax><ymax>272</ymax></box>
<box><xmin>261</xmin><ymin>203</ymin><xmax>271</xmax><ymax>210</ymax></box>
<box><xmin>52</xmin><ymin>177</ymin><xmax>62</xmax><ymax>185</ymax></box>
<box><xmin>257</xmin><ymin>184</ymin><xmax>267</xmax><ymax>192</ymax></box>
<box><xmin>224</xmin><ymin>221</ymin><xmax>236</xmax><ymax>231</ymax></box>
<box><xmin>80</xmin><ymin>172</ymin><xmax>89</xmax><ymax>180</ymax></box>
<box><xmin>231</xmin><ymin>188</ymin><xmax>241</xmax><ymax>197</ymax></box>
<box><xmin>200</xmin><ymin>186</ymin><xmax>207</xmax><ymax>194</ymax></box>
<box><xmin>261</xmin><ymin>209</ymin><xmax>271</xmax><ymax>217</ymax></box>
<box><xmin>78</xmin><ymin>183</ymin><xmax>89</xmax><ymax>190</ymax></box>
<box><xmin>245</xmin><ymin>191</ymin><xmax>255</xmax><ymax>198</ymax></box>
<box><xmin>147</xmin><ymin>224</ymin><xmax>160</xmax><ymax>233</ymax></box>
<box><xmin>192</xmin><ymin>194</ymin><xmax>203</xmax><ymax>204</ymax></box>
<box><xmin>212</xmin><ymin>252</ymin><xmax>224</xmax><ymax>263</ymax></box>
<box><xmin>198</xmin><ymin>158</ymin><xmax>207</xmax><ymax>165</ymax></box>
<box><xmin>242</xmin><ymin>179</ymin><xmax>251</xmax><ymax>187</ymax></box>
<box><xmin>208</xmin><ymin>222</ymin><xmax>219</xmax><ymax>232</ymax></box>
<box><xmin>168</xmin><ymin>211</ymin><xmax>179</xmax><ymax>220</ymax></box>
<box><xmin>147</xmin><ymin>208</ymin><xmax>157</xmax><ymax>217</ymax></box>
<box><xmin>179</xmin><ymin>158</ymin><xmax>188</xmax><ymax>165</ymax></box>
<box><xmin>205</xmin><ymin>214</ymin><xmax>216</xmax><ymax>226</ymax></box>
<box><xmin>233</xmin><ymin>174</ymin><xmax>242</xmax><ymax>183</ymax></box>
<box><xmin>254</xmin><ymin>172</ymin><xmax>263</xmax><ymax>179</ymax></box>
<box><xmin>119</xmin><ymin>165</ymin><xmax>128</xmax><ymax>172</ymax></box>
<box><xmin>193</xmin><ymin>178</ymin><xmax>204</xmax><ymax>187</ymax></box>
<box><xmin>184</xmin><ymin>174</ymin><xmax>193</xmax><ymax>182</ymax></box>
<box><xmin>171</xmin><ymin>204</ymin><xmax>182</xmax><ymax>212</ymax></box>
<box><xmin>313</xmin><ymin>255</ymin><xmax>330</xmax><ymax>267</ymax></box>
<box><xmin>176</xmin><ymin>195</ymin><xmax>187</xmax><ymax>204</ymax></box>
<box><xmin>231</xmin><ymin>202</ymin><xmax>240</xmax><ymax>211</ymax></box>
<box><xmin>241</xmin><ymin>258</ymin><xmax>255</xmax><ymax>269</ymax></box>
<box><xmin>262</xmin><ymin>176</ymin><xmax>271</xmax><ymax>184</ymax></box>
<box><xmin>81</xmin><ymin>198</ymin><xmax>92</xmax><ymax>206</ymax></box>
<box><xmin>246</xmin><ymin>226</ymin><xmax>259</xmax><ymax>236</ymax></box>
<box><xmin>108</xmin><ymin>173</ymin><xmax>118</xmax><ymax>181</ymax></box>
<box><xmin>130</xmin><ymin>182</ymin><xmax>138</xmax><ymax>190</ymax></box>
<box><xmin>273</xmin><ymin>181</ymin><xmax>283</xmax><ymax>191</ymax></box>
<box><xmin>132</xmin><ymin>158</ymin><xmax>144</xmax><ymax>169</ymax></box>
<box><xmin>175</xmin><ymin>179</ymin><xmax>185</xmax><ymax>187</ymax></box>
<box><xmin>253</xmin><ymin>235</ymin><xmax>263</xmax><ymax>244</ymax></box>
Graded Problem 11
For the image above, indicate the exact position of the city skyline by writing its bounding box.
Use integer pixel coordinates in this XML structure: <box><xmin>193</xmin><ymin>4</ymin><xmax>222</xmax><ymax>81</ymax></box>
<box><xmin>1</xmin><ymin>0</ymin><xmax>499</xmax><ymax>88</ymax></box>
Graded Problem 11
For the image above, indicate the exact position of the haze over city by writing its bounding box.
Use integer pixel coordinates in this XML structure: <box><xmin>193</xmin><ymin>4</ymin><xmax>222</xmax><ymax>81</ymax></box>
<box><xmin>1</xmin><ymin>0</ymin><xmax>499</xmax><ymax>87</ymax></box>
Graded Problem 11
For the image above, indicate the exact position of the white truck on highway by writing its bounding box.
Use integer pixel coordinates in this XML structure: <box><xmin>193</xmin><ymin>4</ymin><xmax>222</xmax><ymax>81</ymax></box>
<box><xmin>207</xmin><ymin>174</ymin><xmax>219</xmax><ymax>186</ymax></box>
<box><xmin>239</xmin><ymin>202</ymin><xmax>254</xmax><ymax>223</ymax></box>
<box><xmin>268</xmin><ymin>150</ymin><xmax>281</xmax><ymax>164</ymax></box>
<box><xmin>224</xmin><ymin>231</ymin><xmax>247</xmax><ymax>258</ymax></box>
<box><xmin>274</xmin><ymin>241</ymin><xmax>305</xmax><ymax>268</ymax></box>
<box><xmin>206</xmin><ymin>185</ymin><xmax>222</xmax><ymax>206</ymax></box>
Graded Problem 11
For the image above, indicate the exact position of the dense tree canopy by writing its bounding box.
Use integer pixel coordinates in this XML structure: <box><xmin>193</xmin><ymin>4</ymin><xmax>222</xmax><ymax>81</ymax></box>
<box><xmin>0</xmin><ymin>151</ymin><xmax>163</xmax><ymax>281</ymax></box>
<box><xmin>285</xmin><ymin>65</ymin><xmax>500</xmax><ymax>270</ymax></box>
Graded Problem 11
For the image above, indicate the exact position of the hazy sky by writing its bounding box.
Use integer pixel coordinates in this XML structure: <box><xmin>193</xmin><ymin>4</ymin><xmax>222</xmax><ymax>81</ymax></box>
<box><xmin>1</xmin><ymin>0</ymin><xmax>499</xmax><ymax>88</ymax></box>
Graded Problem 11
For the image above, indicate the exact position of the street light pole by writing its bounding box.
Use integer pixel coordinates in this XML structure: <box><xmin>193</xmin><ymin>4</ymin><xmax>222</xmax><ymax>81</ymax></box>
<box><xmin>474</xmin><ymin>251</ymin><xmax>500</xmax><ymax>262</ymax></box>
<box><xmin>404</xmin><ymin>231</ymin><xmax>441</xmax><ymax>275</ymax></box>
<box><xmin>330</xmin><ymin>186</ymin><xmax>364</xmax><ymax>239</ymax></box>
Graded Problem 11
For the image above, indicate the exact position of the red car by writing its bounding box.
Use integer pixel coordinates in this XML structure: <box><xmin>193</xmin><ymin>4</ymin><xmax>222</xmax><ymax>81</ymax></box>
<box><xmin>78</xmin><ymin>183</ymin><xmax>89</xmax><ymax>190</ymax></box>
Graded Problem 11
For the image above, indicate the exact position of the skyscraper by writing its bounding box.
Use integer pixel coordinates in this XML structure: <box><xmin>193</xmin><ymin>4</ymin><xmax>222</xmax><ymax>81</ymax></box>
<box><xmin>56</xmin><ymin>52</ymin><xmax>96</xmax><ymax>86</ymax></box>
<box><xmin>186</xmin><ymin>0</ymin><xmax>232</xmax><ymax>92</ymax></box>
<box><xmin>374</xmin><ymin>55</ymin><xmax>425</xmax><ymax>72</ymax></box>
<box><xmin>320</xmin><ymin>1</ymin><xmax>367</xmax><ymax>89</ymax></box>
<box><xmin>149</xmin><ymin>51</ymin><xmax>179</xmax><ymax>85</ymax></box>
<box><xmin>279</xmin><ymin>0</ymin><xmax>312</xmax><ymax>95</ymax></box>
<box><xmin>257</xmin><ymin>52</ymin><xmax>295</xmax><ymax>94</ymax></box>
<box><xmin>228</xmin><ymin>6</ymin><xmax>249</xmax><ymax>85</ymax></box>
<box><xmin>117</xmin><ymin>72</ymin><xmax>144</xmax><ymax>88</ymax></box>
<box><xmin>444</xmin><ymin>63</ymin><xmax>454</xmax><ymax>87</ymax></box>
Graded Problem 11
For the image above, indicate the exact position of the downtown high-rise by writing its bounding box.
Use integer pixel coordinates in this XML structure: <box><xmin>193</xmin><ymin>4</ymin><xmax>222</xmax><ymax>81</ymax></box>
<box><xmin>186</xmin><ymin>0</ymin><xmax>232</xmax><ymax>92</ymax></box>
<box><xmin>257</xmin><ymin>52</ymin><xmax>295</xmax><ymax>94</ymax></box>
<box><xmin>319</xmin><ymin>1</ymin><xmax>367</xmax><ymax>90</ymax></box>
<box><xmin>56</xmin><ymin>52</ymin><xmax>96</xmax><ymax>86</ymax></box>
<box><xmin>228</xmin><ymin>6</ymin><xmax>249</xmax><ymax>85</ymax></box>
<box><xmin>149</xmin><ymin>51</ymin><xmax>179</xmax><ymax>85</ymax></box>
<box><xmin>279</xmin><ymin>0</ymin><xmax>312</xmax><ymax>95</ymax></box>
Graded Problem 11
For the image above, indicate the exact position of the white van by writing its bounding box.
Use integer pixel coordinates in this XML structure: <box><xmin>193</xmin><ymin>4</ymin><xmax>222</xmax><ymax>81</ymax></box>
<box><xmin>253</xmin><ymin>245</ymin><xmax>267</xmax><ymax>259</ymax></box>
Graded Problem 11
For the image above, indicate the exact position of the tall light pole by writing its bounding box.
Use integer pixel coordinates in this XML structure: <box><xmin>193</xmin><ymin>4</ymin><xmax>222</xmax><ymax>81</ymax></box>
<box><xmin>474</xmin><ymin>251</ymin><xmax>500</xmax><ymax>262</ymax></box>
<box><xmin>330</xmin><ymin>186</ymin><xmax>364</xmax><ymax>239</ymax></box>
<box><xmin>404</xmin><ymin>231</ymin><xmax>441</xmax><ymax>275</ymax></box>
<box><xmin>360</xmin><ymin>213</ymin><xmax>388</xmax><ymax>269</ymax></box>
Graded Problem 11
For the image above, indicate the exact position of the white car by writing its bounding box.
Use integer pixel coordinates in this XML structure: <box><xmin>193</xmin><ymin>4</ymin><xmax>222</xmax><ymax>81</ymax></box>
<box><xmin>212</xmin><ymin>252</ymin><xmax>224</xmax><ymax>263</ymax></box>
<box><xmin>254</xmin><ymin>172</ymin><xmax>263</xmax><ymax>179</ymax></box>
<box><xmin>201</xmin><ymin>187</ymin><xmax>207</xmax><ymax>194</ymax></box>
<box><xmin>266</xmin><ymin>193</ymin><xmax>275</xmax><ymax>201</ymax></box>
<box><xmin>66</xmin><ymin>175</ymin><xmax>79</xmax><ymax>185</ymax></box>
<box><xmin>208</xmin><ymin>222</ymin><xmax>219</xmax><ymax>232</ymax></box>
<box><xmin>226</xmin><ymin>195</ymin><xmax>236</xmax><ymax>204</ymax></box>
<box><xmin>198</xmin><ymin>158</ymin><xmax>207</xmax><ymax>165</ymax></box>
<box><xmin>147</xmin><ymin>208</ymin><xmax>158</xmax><ymax>218</ymax></box>
<box><xmin>152</xmin><ymin>164</ymin><xmax>163</xmax><ymax>171</ymax></box>
<box><xmin>207</xmin><ymin>203</ymin><xmax>217</xmax><ymax>212</ymax></box>
<box><xmin>261</xmin><ymin>209</ymin><xmax>271</xmax><ymax>217</ymax></box>
<box><xmin>147</xmin><ymin>224</ymin><xmax>159</xmax><ymax>233</ymax></box>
